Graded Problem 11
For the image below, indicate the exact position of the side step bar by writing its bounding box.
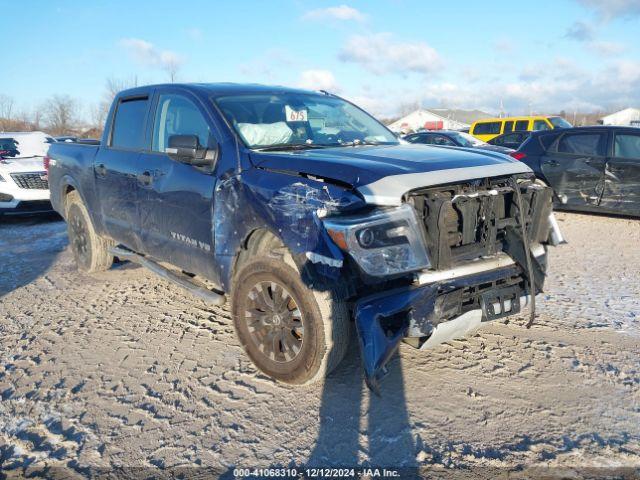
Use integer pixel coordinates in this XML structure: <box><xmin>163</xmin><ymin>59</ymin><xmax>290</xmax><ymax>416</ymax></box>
<box><xmin>109</xmin><ymin>246</ymin><xmax>226</xmax><ymax>306</ymax></box>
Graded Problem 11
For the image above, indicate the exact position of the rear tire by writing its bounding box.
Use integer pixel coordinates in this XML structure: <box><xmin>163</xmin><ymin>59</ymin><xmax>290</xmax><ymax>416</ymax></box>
<box><xmin>232</xmin><ymin>257</ymin><xmax>350</xmax><ymax>385</ymax></box>
<box><xmin>65</xmin><ymin>191</ymin><xmax>114</xmax><ymax>273</ymax></box>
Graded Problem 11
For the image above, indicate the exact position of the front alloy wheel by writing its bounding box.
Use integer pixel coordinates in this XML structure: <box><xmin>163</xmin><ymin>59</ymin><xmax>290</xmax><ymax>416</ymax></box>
<box><xmin>232</xmin><ymin>257</ymin><xmax>350</xmax><ymax>385</ymax></box>
<box><xmin>245</xmin><ymin>281</ymin><xmax>305</xmax><ymax>363</ymax></box>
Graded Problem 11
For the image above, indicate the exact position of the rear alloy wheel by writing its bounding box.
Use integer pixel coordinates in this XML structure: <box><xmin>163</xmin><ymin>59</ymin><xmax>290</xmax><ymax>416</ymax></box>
<box><xmin>69</xmin><ymin>207</ymin><xmax>90</xmax><ymax>261</ymax></box>
<box><xmin>65</xmin><ymin>191</ymin><xmax>114</xmax><ymax>273</ymax></box>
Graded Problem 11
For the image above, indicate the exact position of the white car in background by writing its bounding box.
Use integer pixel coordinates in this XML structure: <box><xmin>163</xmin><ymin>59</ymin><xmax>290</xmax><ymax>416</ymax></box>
<box><xmin>0</xmin><ymin>131</ymin><xmax>55</xmax><ymax>215</ymax></box>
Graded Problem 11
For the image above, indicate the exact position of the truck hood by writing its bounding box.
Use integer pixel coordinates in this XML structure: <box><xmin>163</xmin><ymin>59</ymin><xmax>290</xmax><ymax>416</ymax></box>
<box><xmin>250</xmin><ymin>144</ymin><xmax>531</xmax><ymax>206</ymax></box>
<box><xmin>0</xmin><ymin>156</ymin><xmax>46</xmax><ymax>174</ymax></box>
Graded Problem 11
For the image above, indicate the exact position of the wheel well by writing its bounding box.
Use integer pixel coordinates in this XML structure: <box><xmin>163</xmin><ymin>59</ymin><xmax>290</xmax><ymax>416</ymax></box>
<box><xmin>62</xmin><ymin>184</ymin><xmax>77</xmax><ymax>213</ymax></box>
<box><xmin>62</xmin><ymin>184</ymin><xmax>76</xmax><ymax>206</ymax></box>
<box><xmin>232</xmin><ymin>228</ymin><xmax>287</xmax><ymax>280</ymax></box>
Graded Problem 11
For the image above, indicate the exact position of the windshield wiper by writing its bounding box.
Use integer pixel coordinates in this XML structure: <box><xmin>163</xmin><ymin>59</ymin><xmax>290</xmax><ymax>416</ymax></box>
<box><xmin>253</xmin><ymin>143</ymin><xmax>329</xmax><ymax>152</ymax></box>
<box><xmin>323</xmin><ymin>140</ymin><xmax>394</xmax><ymax>148</ymax></box>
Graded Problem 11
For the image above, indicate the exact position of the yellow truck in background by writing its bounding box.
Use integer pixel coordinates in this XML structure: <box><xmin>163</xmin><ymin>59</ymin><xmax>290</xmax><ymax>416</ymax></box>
<box><xmin>470</xmin><ymin>116</ymin><xmax>573</xmax><ymax>141</ymax></box>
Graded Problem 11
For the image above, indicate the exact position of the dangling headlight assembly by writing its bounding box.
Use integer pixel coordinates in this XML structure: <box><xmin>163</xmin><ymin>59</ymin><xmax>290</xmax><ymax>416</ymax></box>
<box><xmin>323</xmin><ymin>203</ymin><xmax>431</xmax><ymax>276</ymax></box>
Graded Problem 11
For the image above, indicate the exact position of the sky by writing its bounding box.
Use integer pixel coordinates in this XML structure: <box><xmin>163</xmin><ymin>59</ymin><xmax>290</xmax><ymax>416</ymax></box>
<box><xmin>2</xmin><ymin>0</ymin><xmax>640</xmax><ymax>121</ymax></box>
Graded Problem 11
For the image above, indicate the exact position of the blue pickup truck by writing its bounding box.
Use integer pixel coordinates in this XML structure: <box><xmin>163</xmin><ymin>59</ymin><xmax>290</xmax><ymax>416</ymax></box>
<box><xmin>47</xmin><ymin>83</ymin><xmax>563</xmax><ymax>390</ymax></box>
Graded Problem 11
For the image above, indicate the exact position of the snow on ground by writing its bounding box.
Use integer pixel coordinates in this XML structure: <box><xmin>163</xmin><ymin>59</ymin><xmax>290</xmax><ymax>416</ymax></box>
<box><xmin>0</xmin><ymin>212</ymin><xmax>639</xmax><ymax>478</ymax></box>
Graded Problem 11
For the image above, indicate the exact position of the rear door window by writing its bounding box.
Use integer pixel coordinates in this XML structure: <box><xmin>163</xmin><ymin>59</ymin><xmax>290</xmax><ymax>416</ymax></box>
<box><xmin>473</xmin><ymin>122</ymin><xmax>501</xmax><ymax>135</ymax></box>
<box><xmin>539</xmin><ymin>133</ymin><xmax>560</xmax><ymax>150</ymax></box>
<box><xmin>556</xmin><ymin>132</ymin><xmax>605</xmax><ymax>156</ymax></box>
<box><xmin>111</xmin><ymin>97</ymin><xmax>149</xmax><ymax>150</ymax></box>
<box><xmin>406</xmin><ymin>134</ymin><xmax>428</xmax><ymax>144</ymax></box>
<box><xmin>614</xmin><ymin>133</ymin><xmax>640</xmax><ymax>159</ymax></box>
<box><xmin>515</xmin><ymin>120</ymin><xmax>529</xmax><ymax>130</ymax></box>
<box><xmin>432</xmin><ymin>135</ymin><xmax>455</xmax><ymax>146</ymax></box>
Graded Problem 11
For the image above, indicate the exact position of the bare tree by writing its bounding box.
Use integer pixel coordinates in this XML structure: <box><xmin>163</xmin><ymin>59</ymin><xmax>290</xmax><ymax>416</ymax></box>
<box><xmin>42</xmin><ymin>95</ymin><xmax>78</xmax><ymax>136</ymax></box>
<box><xmin>104</xmin><ymin>76</ymin><xmax>138</xmax><ymax>102</ymax></box>
<box><xmin>164</xmin><ymin>58</ymin><xmax>180</xmax><ymax>83</ymax></box>
<box><xmin>92</xmin><ymin>76</ymin><xmax>139</xmax><ymax>131</ymax></box>
<box><xmin>0</xmin><ymin>94</ymin><xmax>15</xmax><ymax>131</ymax></box>
<box><xmin>15</xmin><ymin>110</ymin><xmax>34</xmax><ymax>131</ymax></box>
<box><xmin>90</xmin><ymin>103</ymin><xmax>108</xmax><ymax>132</ymax></box>
<box><xmin>86</xmin><ymin>77</ymin><xmax>135</xmax><ymax>134</ymax></box>
<box><xmin>31</xmin><ymin>108</ymin><xmax>42</xmax><ymax>131</ymax></box>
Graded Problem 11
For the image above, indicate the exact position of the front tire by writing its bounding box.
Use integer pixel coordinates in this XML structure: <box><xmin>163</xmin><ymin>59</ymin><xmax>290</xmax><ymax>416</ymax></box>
<box><xmin>65</xmin><ymin>191</ymin><xmax>114</xmax><ymax>273</ymax></box>
<box><xmin>232</xmin><ymin>257</ymin><xmax>350</xmax><ymax>385</ymax></box>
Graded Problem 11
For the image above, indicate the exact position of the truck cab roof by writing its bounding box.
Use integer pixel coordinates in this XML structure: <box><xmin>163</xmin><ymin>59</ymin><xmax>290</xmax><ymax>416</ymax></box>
<box><xmin>117</xmin><ymin>82</ymin><xmax>326</xmax><ymax>99</ymax></box>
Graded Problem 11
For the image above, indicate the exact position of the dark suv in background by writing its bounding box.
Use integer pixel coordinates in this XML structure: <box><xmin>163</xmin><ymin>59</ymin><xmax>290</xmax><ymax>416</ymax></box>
<box><xmin>512</xmin><ymin>126</ymin><xmax>640</xmax><ymax>216</ymax></box>
<box><xmin>403</xmin><ymin>130</ymin><xmax>514</xmax><ymax>154</ymax></box>
<box><xmin>488</xmin><ymin>131</ymin><xmax>531</xmax><ymax>150</ymax></box>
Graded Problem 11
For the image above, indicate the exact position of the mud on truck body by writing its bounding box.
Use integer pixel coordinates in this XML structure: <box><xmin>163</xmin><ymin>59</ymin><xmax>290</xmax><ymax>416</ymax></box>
<box><xmin>46</xmin><ymin>83</ymin><xmax>564</xmax><ymax>391</ymax></box>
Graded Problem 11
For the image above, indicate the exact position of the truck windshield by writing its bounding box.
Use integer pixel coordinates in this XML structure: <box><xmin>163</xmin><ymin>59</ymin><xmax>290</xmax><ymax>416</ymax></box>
<box><xmin>549</xmin><ymin>116</ymin><xmax>573</xmax><ymax>129</ymax></box>
<box><xmin>215</xmin><ymin>93</ymin><xmax>398</xmax><ymax>149</ymax></box>
<box><xmin>450</xmin><ymin>131</ymin><xmax>487</xmax><ymax>147</ymax></box>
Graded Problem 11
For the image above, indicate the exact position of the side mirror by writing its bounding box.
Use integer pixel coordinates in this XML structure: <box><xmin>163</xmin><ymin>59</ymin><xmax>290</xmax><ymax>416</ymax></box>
<box><xmin>166</xmin><ymin>134</ymin><xmax>217</xmax><ymax>167</ymax></box>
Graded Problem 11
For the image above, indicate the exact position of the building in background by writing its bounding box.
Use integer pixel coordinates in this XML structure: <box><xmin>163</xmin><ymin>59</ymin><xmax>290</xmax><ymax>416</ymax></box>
<box><xmin>599</xmin><ymin>108</ymin><xmax>640</xmax><ymax>127</ymax></box>
<box><xmin>387</xmin><ymin>108</ymin><xmax>491</xmax><ymax>133</ymax></box>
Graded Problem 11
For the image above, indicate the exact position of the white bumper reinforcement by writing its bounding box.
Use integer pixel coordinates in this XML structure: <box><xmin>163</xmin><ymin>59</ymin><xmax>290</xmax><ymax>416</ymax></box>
<box><xmin>415</xmin><ymin>243</ymin><xmax>545</xmax><ymax>286</ymax></box>
<box><xmin>419</xmin><ymin>295</ymin><xmax>532</xmax><ymax>350</ymax></box>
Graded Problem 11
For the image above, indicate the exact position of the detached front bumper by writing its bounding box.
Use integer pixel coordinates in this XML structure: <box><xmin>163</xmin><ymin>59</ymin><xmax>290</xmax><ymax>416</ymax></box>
<box><xmin>353</xmin><ymin>247</ymin><xmax>547</xmax><ymax>392</ymax></box>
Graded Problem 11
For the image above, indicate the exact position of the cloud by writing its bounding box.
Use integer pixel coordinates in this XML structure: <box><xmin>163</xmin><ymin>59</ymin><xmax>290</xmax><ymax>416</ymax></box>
<box><xmin>499</xmin><ymin>59</ymin><xmax>640</xmax><ymax>112</ymax></box>
<box><xmin>302</xmin><ymin>5</ymin><xmax>366</xmax><ymax>22</ymax></box>
<box><xmin>298</xmin><ymin>70</ymin><xmax>339</xmax><ymax>91</ymax></box>
<box><xmin>564</xmin><ymin>21</ymin><xmax>594</xmax><ymax>41</ymax></box>
<box><xmin>519</xmin><ymin>66</ymin><xmax>543</xmax><ymax>82</ymax></box>
<box><xmin>563</xmin><ymin>21</ymin><xmax>625</xmax><ymax>57</ymax></box>
<box><xmin>347</xmin><ymin>56</ymin><xmax>640</xmax><ymax>119</ymax></box>
<box><xmin>338</xmin><ymin>33</ymin><xmax>441</xmax><ymax>75</ymax></box>
<box><xmin>577</xmin><ymin>0</ymin><xmax>640</xmax><ymax>19</ymax></box>
<box><xmin>238</xmin><ymin>49</ymin><xmax>295</xmax><ymax>79</ymax></box>
<box><xmin>588</xmin><ymin>40</ymin><xmax>626</xmax><ymax>56</ymax></box>
<box><xmin>119</xmin><ymin>38</ymin><xmax>183</xmax><ymax>69</ymax></box>
<box><xmin>608</xmin><ymin>59</ymin><xmax>640</xmax><ymax>83</ymax></box>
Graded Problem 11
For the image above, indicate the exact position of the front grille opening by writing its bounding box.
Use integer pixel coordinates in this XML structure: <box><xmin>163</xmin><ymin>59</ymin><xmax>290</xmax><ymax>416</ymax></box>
<box><xmin>10</xmin><ymin>172</ymin><xmax>49</xmax><ymax>190</ymax></box>
<box><xmin>408</xmin><ymin>177</ymin><xmax>552</xmax><ymax>271</ymax></box>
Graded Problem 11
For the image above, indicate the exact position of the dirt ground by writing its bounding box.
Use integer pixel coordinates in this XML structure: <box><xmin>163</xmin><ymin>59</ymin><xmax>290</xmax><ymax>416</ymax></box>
<box><xmin>0</xmin><ymin>212</ymin><xmax>639</xmax><ymax>478</ymax></box>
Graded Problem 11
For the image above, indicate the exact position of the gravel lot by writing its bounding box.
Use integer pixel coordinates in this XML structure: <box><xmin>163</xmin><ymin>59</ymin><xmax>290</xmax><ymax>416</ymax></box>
<box><xmin>1</xmin><ymin>212</ymin><xmax>639</xmax><ymax>478</ymax></box>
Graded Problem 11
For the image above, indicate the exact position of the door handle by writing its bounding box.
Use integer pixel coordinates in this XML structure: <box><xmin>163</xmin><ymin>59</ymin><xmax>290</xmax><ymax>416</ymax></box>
<box><xmin>95</xmin><ymin>163</ymin><xmax>107</xmax><ymax>176</ymax></box>
<box><xmin>545</xmin><ymin>160</ymin><xmax>559</xmax><ymax>166</ymax></box>
<box><xmin>137</xmin><ymin>171</ymin><xmax>153</xmax><ymax>186</ymax></box>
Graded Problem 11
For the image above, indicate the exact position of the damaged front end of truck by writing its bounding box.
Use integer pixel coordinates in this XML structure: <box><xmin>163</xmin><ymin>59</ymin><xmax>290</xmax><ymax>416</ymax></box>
<box><xmin>223</xmin><ymin>152</ymin><xmax>565</xmax><ymax>392</ymax></box>
<box><xmin>317</xmin><ymin>174</ymin><xmax>564</xmax><ymax>392</ymax></box>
